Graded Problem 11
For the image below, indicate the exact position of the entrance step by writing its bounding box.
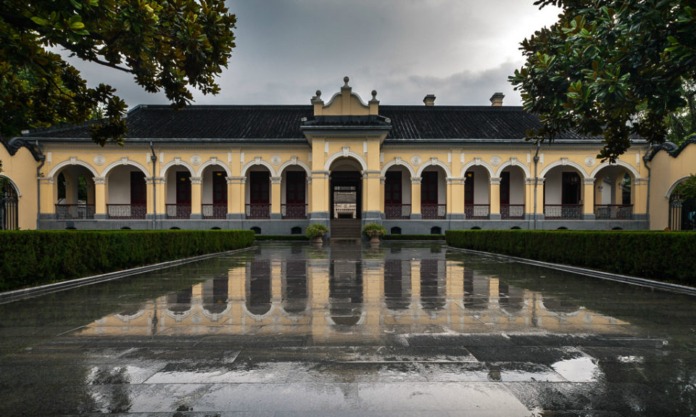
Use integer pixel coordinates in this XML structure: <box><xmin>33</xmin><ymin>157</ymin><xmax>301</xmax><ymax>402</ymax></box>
<box><xmin>330</xmin><ymin>219</ymin><xmax>362</xmax><ymax>239</ymax></box>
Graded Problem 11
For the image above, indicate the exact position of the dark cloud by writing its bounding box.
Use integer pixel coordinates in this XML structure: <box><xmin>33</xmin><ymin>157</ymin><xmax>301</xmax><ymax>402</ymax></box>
<box><xmin>65</xmin><ymin>0</ymin><xmax>559</xmax><ymax>108</ymax></box>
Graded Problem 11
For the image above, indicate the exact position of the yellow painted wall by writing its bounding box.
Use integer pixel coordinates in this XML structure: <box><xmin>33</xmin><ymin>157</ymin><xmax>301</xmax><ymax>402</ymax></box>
<box><xmin>0</xmin><ymin>146</ymin><xmax>38</xmax><ymax>229</ymax></box>
<box><xmin>648</xmin><ymin>143</ymin><xmax>696</xmax><ymax>230</ymax></box>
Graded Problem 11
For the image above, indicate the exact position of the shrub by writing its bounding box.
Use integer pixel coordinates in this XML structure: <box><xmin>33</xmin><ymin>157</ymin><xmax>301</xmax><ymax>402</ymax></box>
<box><xmin>305</xmin><ymin>223</ymin><xmax>328</xmax><ymax>239</ymax></box>
<box><xmin>362</xmin><ymin>223</ymin><xmax>386</xmax><ymax>238</ymax></box>
<box><xmin>0</xmin><ymin>230</ymin><xmax>255</xmax><ymax>292</ymax></box>
<box><xmin>445</xmin><ymin>230</ymin><xmax>696</xmax><ymax>286</ymax></box>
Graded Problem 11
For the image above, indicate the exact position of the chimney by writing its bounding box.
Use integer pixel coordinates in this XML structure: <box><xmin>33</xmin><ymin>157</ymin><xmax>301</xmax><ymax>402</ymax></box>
<box><xmin>490</xmin><ymin>92</ymin><xmax>505</xmax><ymax>107</ymax></box>
<box><xmin>423</xmin><ymin>94</ymin><xmax>436</xmax><ymax>106</ymax></box>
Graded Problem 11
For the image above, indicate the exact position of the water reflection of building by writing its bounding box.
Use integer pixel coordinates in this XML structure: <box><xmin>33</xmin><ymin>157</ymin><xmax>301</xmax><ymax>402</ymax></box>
<box><xmin>78</xmin><ymin>246</ymin><xmax>628</xmax><ymax>340</ymax></box>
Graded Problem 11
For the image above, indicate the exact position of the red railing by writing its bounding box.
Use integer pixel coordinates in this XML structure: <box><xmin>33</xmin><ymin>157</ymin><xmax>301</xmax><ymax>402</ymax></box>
<box><xmin>202</xmin><ymin>204</ymin><xmax>227</xmax><ymax>219</ymax></box>
<box><xmin>282</xmin><ymin>203</ymin><xmax>307</xmax><ymax>219</ymax></box>
<box><xmin>465</xmin><ymin>204</ymin><xmax>490</xmax><ymax>219</ymax></box>
<box><xmin>246</xmin><ymin>203</ymin><xmax>270</xmax><ymax>219</ymax></box>
<box><xmin>55</xmin><ymin>204</ymin><xmax>95</xmax><ymax>220</ymax></box>
<box><xmin>595</xmin><ymin>204</ymin><xmax>633</xmax><ymax>219</ymax></box>
<box><xmin>501</xmin><ymin>204</ymin><xmax>525</xmax><ymax>219</ymax></box>
<box><xmin>107</xmin><ymin>204</ymin><xmax>146</xmax><ymax>219</ymax></box>
<box><xmin>544</xmin><ymin>204</ymin><xmax>583</xmax><ymax>219</ymax></box>
<box><xmin>421</xmin><ymin>203</ymin><xmax>446</xmax><ymax>219</ymax></box>
<box><xmin>385</xmin><ymin>203</ymin><xmax>411</xmax><ymax>219</ymax></box>
<box><xmin>166</xmin><ymin>204</ymin><xmax>191</xmax><ymax>219</ymax></box>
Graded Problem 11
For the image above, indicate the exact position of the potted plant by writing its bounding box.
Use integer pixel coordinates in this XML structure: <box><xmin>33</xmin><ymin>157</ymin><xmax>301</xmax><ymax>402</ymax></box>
<box><xmin>362</xmin><ymin>223</ymin><xmax>386</xmax><ymax>245</ymax></box>
<box><xmin>305</xmin><ymin>223</ymin><xmax>329</xmax><ymax>245</ymax></box>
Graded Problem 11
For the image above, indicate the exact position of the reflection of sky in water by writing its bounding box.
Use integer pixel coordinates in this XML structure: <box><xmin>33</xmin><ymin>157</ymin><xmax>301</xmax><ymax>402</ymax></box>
<box><xmin>551</xmin><ymin>356</ymin><xmax>600</xmax><ymax>382</ymax></box>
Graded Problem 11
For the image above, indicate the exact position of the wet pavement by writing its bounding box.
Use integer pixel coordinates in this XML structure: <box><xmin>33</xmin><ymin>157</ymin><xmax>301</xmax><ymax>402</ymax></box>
<box><xmin>0</xmin><ymin>241</ymin><xmax>694</xmax><ymax>416</ymax></box>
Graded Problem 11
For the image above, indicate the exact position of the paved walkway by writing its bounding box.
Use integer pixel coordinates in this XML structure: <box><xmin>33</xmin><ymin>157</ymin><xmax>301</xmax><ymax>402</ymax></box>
<box><xmin>0</xmin><ymin>242</ymin><xmax>693</xmax><ymax>416</ymax></box>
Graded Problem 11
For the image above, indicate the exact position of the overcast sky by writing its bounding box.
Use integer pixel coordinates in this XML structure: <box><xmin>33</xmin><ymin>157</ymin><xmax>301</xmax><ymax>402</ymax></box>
<box><xmin>69</xmin><ymin>0</ymin><xmax>560</xmax><ymax>108</ymax></box>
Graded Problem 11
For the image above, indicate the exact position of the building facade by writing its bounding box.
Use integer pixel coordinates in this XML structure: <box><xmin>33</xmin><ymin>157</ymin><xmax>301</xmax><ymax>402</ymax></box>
<box><xmin>1</xmin><ymin>78</ymin><xmax>694</xmax><ymax>234</ymax></box>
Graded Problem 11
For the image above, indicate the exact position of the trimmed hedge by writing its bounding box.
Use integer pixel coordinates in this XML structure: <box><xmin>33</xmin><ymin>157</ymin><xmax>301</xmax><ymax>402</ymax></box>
<box><xmin>446</xmin><ymin>230</ymin><xmax>696</xmax><ymax>286</ymax></box>
<box><xmin>0</xmin><ymin>230</ymin><xmax>255</xmax><ymax>291</ymax></box>
<box><xmin>383</xmin><ymin>234</ymin><xmax>445</xmax><ymax>241</ymax></box>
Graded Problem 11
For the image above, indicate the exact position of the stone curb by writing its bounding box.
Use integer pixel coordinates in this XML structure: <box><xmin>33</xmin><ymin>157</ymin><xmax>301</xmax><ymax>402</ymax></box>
<box><xmin>0</xmin><ymin>246</ymin><xmax>255</xmax><ymax>305</ymax></box>
<box><xmin>447</xmin><ymin>246</ymin><xmax>696</xmax><ymax>297</ymax></box>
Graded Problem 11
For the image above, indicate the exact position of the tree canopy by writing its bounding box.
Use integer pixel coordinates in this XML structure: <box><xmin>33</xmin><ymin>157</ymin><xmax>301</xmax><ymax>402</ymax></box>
<box><xmin>510</xmin><ymin>0</ymin><xmax>696</xmax><ymax>161</ymax></box>
<box><xmin>0</xmin><ymin>0</ymin><xmax>236</xmax><ymax>145</ymax></box>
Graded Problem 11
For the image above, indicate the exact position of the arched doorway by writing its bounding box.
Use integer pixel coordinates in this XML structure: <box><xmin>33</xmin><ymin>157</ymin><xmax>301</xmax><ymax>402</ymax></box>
<box><xmin>593</xmin><ymin>166</ymin><xmax>634</xmax><ymax>219</ymax></box>
<box><xmin>105</xmin><ymin>165</ymin><xmax>147</xmax><ymax>219</ymax></box>
<box><xmin>0</xmin><ymin>177</ymin><xmax>18</xmax><ymax>230</ymax></box>
<box><xmin>543</xmin><ymin>166</ymin><xmax>584</xmax><ymax>219</ymax></box>
<box><xmin>329</xmin><ymin>158</ymin><xmax>363</xmax><ymax>219</ymax></box>
<box><xmin>669</xmin><ymin>179</ymin><xmax>696</xmax><ymax>231</ymax></box>
<box><xmin>54</xmin><ymin>165</ymin><xmax>96</xmax><ymax>219</ymax></box>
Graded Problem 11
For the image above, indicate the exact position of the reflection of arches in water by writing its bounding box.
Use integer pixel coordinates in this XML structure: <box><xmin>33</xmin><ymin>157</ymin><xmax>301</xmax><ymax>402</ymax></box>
<box><xmin>203</xmin><ymin>276</ymin><xmax>229</xmax><ymax>314</ymax></box>
<box><xmin>542</xmin><ymin>297</ymin><xmax>580</xmax><ymax>315</ymax></box>
<box><xmin>283</xmin><ymin>259</ymin><xmax>307</xmax><ymax>314</ymax></box>
<box><xmin>115</xmin><ymin>306</ymin><xmax>145</xmax><ymax>321</ymax></box>
<box><xmin>247</xmin><ymin>260</ymin><xmax>271</xmax><ymax>316</ymax></box>
<box><xmin>167</xmin><ymin>288</ymin><xmax>193</xmax><ymax>315</ymax></box>
<box><xmin>463</xmin><ymin>268</ymin><xmax>489</xmax><ymax>310</ymax></box>
<box><xmin>498</xmin><ymin>282</ymin><xmax>524</xmax><ymax>313</ymax></box>
<box><xmin>330</xmin><ymin>260</ymin><xmax>363</xmax><ymax>326</ymax></box>
<box><xmin>421</xmin><ymin>259</ymin><xmax>445</xmax><ymax>310</ymax></box>
<box><xmin>384</xmin><ymin>259</ymin><xmax>410</xmax><ymax>310</ymax></box>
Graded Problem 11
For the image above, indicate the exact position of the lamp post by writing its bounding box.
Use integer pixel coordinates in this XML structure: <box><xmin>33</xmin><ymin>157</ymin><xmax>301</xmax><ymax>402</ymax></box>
<box><xmin>149</xmin><ymin>141</ymin><xmax>157</xmax><ymax>230</ymax></box>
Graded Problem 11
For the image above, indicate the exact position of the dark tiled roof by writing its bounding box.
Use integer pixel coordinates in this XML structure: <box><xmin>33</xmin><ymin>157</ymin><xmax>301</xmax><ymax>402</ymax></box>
<box><xmin>380</xmin><ymin>105</ymin><xmax>586</xmax><ymax>142</ymax></box>
<box><xmin>22</xmin><ymin>104</ymin><xmax>600</xmax><ymax>143</ymax></box>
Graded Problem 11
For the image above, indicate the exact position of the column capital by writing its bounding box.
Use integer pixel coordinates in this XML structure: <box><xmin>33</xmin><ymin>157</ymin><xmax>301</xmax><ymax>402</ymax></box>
<box><xmin>526</xmin><ymin>178</ymin><xmax>544</xmax><ymax>185</ymax></box>
<box><xmin>93</xmin><ymin>176</ymin><xmax>106</xmax><ymax>185</ymax></box>
<box><xmin>583</xmin><ymin>178</ymin><xmax>596</xmax><ymax>185</ymax></box>
<box><xmin>634</xmin><ymin>178</ymin><xmax>648</xmax><ymax>185</ymax></box>
<box><xmin>271</xmin><ymin>176</ymin><xmax>282</xmax><ymax>184</ymax></box>
<box><xmin>411</xmin><ymin>177</ymin><xmax>422</xmax><ymax>185</ymax></box>
<box><xmin>39</xmin><ymin>177</ymin><xmax>54</xmax><ymax>185</ymax></box>
<box><xmin>490</xmin><ymin>177</ymin><xmax>501</xmax><ymax>186</ymax></box>
<box><xmin>227</xmin><ymin>176</ymin><xmax>246</xmax><ymax>184</ymax></box>
<box><xmin>447</xmin><ymin>177</ymin><xmax>464</xmax><ymax>185</ymax></box>
<box><xmin>190</xmin><ymin>176</ymin><xmax>202</xmax><ymax>185</ymax></box>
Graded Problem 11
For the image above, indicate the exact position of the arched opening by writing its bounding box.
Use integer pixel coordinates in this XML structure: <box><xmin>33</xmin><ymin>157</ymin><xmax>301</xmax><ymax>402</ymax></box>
<box><xmin>384</xmin><ymin>259</ymin><xmax>410</xmax><ymax>310</ymax></box>
<box><xmin>391</xmin><ymin>226</ymin><xmax>402</xmax><ymax>235</ymax></box>
<box><xmin>165</xmin><ymin>166</ymin><xmax>192</xmax><ymax>219</ymax></box>
<box><xmin>247</xmin><ymin>260</ymin><xmax>271</xmax><ymax>316</ymax></box>
<box><xmin>281</xmin><ymin>167</ymin><xmax>308</xmax><ymax>219</ymax></box>
<box><xmin>500</xmin><ymin>165</ymin><xmax>526</xmax><ymax>219</ymax></box>
<box><xmin>329</xmin><ymin>157</ymin><xmax>363</xmax><ymax>219</ymax></box>
<box><xmin>0</xmin><ymin>177</ymin><xmax>19</xmax><ymax>230</ymax></box>
<box><xmin>464</xmin><ymin>166</ymin><xmax>491</xmax><ymax>219</ymax></box>
<box><xmin>593</xmin><ymin>166</ymin><xmax>634</xmax><ymax>219</ymax></box>
<box><xmin>106</xmin><ymin>165</ymin><xmax>147</xmax><ymax>219</ymax></box>
<box><xmin>330</xmin><ymin>258</ymin><xmax>363</xmax><ymax>327</ymax></box>
<box><xmin>421</xmin><ymin>259</ymin><xmax>445</xmax><ymax>310</ymax></box>
<box><xmin>203</xmin><ymin>276</ymin><xmax>229</xmax><ymax>315</ymax></box>
<box><xmin>246</xmin><ymin>166</ymin><xmax>271</xmax><ymax>219</ymax></box>
<box><xmin>384</xmin><ymin>165</ymin><xmax>411</xmax><ymax>219</ymax></box>
<box><xmin>669</xmin><ymin>179</ymin><xmax>696</xmax><ymax>231</ymax></box>
<box><xmin>543</xmin><ymin>166</ymin><xmax>584</xmax><ymax>219</ymax></box>
<box><xmin>167</xmin><ymin>287</ymin><xmax>193</xmax><ymax>315</ymax></box>
<box><xmin>201</xmin><ymin>165</ymin><xmax>228</xmax><ymax>219</ymax></box>
<box><xmin>464</xmin><ymin>269</ymin><xmax>489</xmax><ymax>310</ymax></box>
<box><xmin>283</xmin><ymin>257</ymin><xmax>307</xmax><ymax>314</ymax></box>
<box><xmin>421</xmin><ymin>166</ymin><xmax>447</xmax><ymax>219</ymax></box>
<box><xmin>55</xmin><ymin>166</ymin><xmax>95</xmax><ymax>219</ymax></box>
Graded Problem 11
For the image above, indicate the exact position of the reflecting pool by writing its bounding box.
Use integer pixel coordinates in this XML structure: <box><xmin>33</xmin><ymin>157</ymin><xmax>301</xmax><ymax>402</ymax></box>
<box><xmin>0</xmin><ymin>241</ymin><xmax>694</xmax><ymax>416</ymax></box>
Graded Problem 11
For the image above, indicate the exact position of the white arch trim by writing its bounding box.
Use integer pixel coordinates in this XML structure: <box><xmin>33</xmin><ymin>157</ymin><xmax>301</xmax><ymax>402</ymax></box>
<box><xmin>47</xmin><ymin>158</ymin><xmax>99</xmax><ymax>179</ymax></box>
<box><xmin>665</xmin><ymin>176</ymin><xmax>692</xmax><ymax>199</ymax></box>
<box><xmin>381</xmin><ymin>159</ymin><xmax>416</xmax><ymax>178</ymax></box>
<box><xmin>0</xmin><ymin>174</ymin><xmax>21</xmax><ymax>198</ymax></box>
<box><xmin>416</xmin><ymin>159</ymin><xmax>452</xmax><ymax>177</ymax></box>
<box><xmin>590</xmin><ymin>160</ymin><xmax>641</xmax><ymax>180</ymax></box>
<box><xmin>324</xmin><ymin>150</ymin><xmax>368</xmax><ymax>172</ymax></box>
<box><xmin>159</xmin><ymin>159</ymin><xmax>195</xmax><ymax>177</ymax></box>
<box><xmin>241</xmin><ymin>159</ymin><xmax>277</xmax><ymax>177</ymax></box>
<box><xmin>460</xmin><ymin>160</ymin><xmax>495</xmax><ymax>178</ymax></box>
<box><xmin>102</xmin><ymin>158</ymin><xmax>150</xmax><ymax>177</ymax></box>
<box><xmin>277</xmin><ymin>158</ymin><xmax>311</xmax><ymax>176</ymax></box>
<box><xmin>539</xmin><ymin>160</ymin><xmax>590</xmax><ymax>179</ymax></box>
<box><xmin>197</xmin><ymin>159</ymin><xmax>232</xmax><ymax>177</ymax></box>
<box><xmin>495</xmin><ymin>161</ymin><xmax>532</xmax><ymax>179</ymax></box>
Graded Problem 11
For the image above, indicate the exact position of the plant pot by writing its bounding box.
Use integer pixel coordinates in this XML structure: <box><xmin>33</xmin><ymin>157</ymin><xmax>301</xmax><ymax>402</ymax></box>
<box><xmin>312</xmin><ymin>235</ymin><xmax>324</xmax><ymax>245</ymax></box>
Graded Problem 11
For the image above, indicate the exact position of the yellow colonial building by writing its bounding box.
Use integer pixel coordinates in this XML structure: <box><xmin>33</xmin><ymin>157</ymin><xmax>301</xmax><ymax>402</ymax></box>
<box><xmin>1</xmin><ymin>77</ymin><xmax>695</xmax><ymax>234</ymax></box>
